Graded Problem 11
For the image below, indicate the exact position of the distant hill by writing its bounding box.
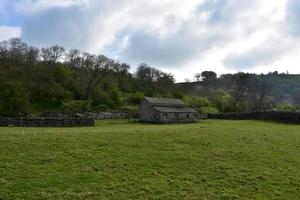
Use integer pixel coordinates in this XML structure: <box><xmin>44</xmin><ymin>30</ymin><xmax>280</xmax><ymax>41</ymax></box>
<box><xmin>175</xmin><ymin>73</ymin><xmax>300</xmax><ymax>104</ymax></box>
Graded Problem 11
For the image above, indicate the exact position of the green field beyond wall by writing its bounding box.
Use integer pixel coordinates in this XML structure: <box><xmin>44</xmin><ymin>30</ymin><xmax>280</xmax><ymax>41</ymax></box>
<box><xmin>1</xmin><ymin>120</ymin><xmax>300</xmax><ymax>199</ymax></box>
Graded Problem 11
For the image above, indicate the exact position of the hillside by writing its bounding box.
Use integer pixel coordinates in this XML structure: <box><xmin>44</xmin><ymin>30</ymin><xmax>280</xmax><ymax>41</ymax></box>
<box><xmin>176</xmin><ymin>73</ymin><xmax>300</xmax><ymax>105</ymax></box>
<box><xmin>1</xmin><ymin>38</ymin><xmax>300</xmax><ymax>116</ymax></box>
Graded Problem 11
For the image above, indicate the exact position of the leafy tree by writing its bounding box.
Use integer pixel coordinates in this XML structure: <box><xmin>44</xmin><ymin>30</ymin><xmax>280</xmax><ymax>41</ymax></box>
<box><xmin>231</xmin><ymin>73</ymin><xmax>252</xmax><ymax>112</ymax></box>
<box><xmin>128</xmin><ymin>92</ymin><xmax>144</xmax><ymax>105</ymax></box>
<box><xmin>0</xmin><ymin>79</ymin><xmax>30</xmax><ymax>116</ymax></box>
<box><xmin>173</xmin><ymin>91</ymin><xmax>185</xmax><ymax>100</ymax></box>
<box><xmin>201</xmin><ymin>71</ymin><xmax>217</xmax><ymax>81</ymax></box>
<box><xmin>209</xmin><ymin>90</ymin><xmax>232</xmax><ymax>113</ymax></box>
<box><xmin>276</xmin><ymin>103</ymin><xmax>295</xmax><ymax>112</ymax></box>
<box><xmin>108</xmin><ymin>84</ymin><xmax>122</xmax><ymax>108</ymax></box>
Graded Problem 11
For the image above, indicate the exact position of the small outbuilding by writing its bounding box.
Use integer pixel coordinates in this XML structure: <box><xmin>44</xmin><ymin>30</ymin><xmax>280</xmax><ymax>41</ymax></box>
<box><xmin>139</xmin><ymin>97</ymin><xmax>199</xmax><ymax>123</ymax></box>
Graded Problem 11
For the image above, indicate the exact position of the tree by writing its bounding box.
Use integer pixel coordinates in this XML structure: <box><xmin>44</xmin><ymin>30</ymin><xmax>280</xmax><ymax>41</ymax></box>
<box><xmin>128</xmin><ymin>92</ymin><xmax>144</xmax><ymax>104</ymax></box>
<box><xmin>0</xmin><ymin>38</ymin><xmax>28</xmax><ymax>64</ymax></box>
<box><xmin>201</xmin><ymin>71</ymin><xmax>217</xmax><ymax>81</ymax></box>
<box><xmin>108</xmin><ymin>83</ymin><xmax>122</xmax><ymax>108</ymax></box>
<box><xmin>0</xmin><ymin>78</ymin><xmax>30</xmax><ymax>117</ymax></box>
<box><xmin>136</xmin><ymin>63</ymin><xmax>160</xmax><ymax>82</ymax></box>
<box><xmin>194</xmin><ymin>73</ymin><xmax>201</xmax><ymax>82</ymax></box>
<box><xmin>41</xmin><ymin>45</ymin><xmax>65</xmax><ymax>64</ymax></box>
<box><xmin>113</xmin><ymin>62</ymin><xmax>131</xmax><ymax>90</ymax></box>
<box><xmin>26</xmin><ymin>46</ymin><xmax>40</xmax><ymax>64</ymax></box>
<box><xmin>248</xmin><ymin>80</ymin><xmax>273</xmax><ymax>112</ymax></box>
<box><xmin>156</xmin><ymin>72</ymin><xmax>175</xmax><ymax>94</ymax></box>
<box><xmin>67</xmin><ymin>52</ymin><xmax>115</xmax><ymax>110</ymax></box>
<box><xmin>231</xmin><ymin>73</ymin><xmax>252</xmax><ymax>112</ymax></box>
<box><xmin>66</xmin><ymin>49</ymin><xmax>82</xmax><ymax>68</ymax></box>
<box><xmin>209</xmin><ymin>90</ymin><xmax>232</xmax><ymax>113</ymax></box>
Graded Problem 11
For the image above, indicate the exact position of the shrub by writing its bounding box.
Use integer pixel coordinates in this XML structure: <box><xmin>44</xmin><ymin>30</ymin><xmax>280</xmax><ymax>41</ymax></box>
<box><xmin>62</xmin><ymin>100</ymin><xmax>88</xmax><ymax>112</ymax></box>
<box><xmin>128</xmin><ymin>92</ymin><xmax>144</xmax><ymax>105</ymax></box>
<box><xmin>198</xmin><ymin>107</ymin><xmax>219</xmax><ymax>114</ymax></box>
<box><xmin>0</xmin><ymin>79</ymin><xmax>30</xmax><ymax>117</ymax></box>
<box><xmin>275</xmin><ymin>103</ymin><xmax>295</xmax><ymax>112</ymax></box>
<box><xmin>184</xmin><ymin>96</ymin><xmax>211</xmax><ymax>108</ymax></box>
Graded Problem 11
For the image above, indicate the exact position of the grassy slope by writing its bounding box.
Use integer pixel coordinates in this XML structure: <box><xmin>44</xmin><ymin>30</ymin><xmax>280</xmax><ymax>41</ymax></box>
<box><xmin>0</xmin><ymin>120</ymin><xmax>300</xmax><ymax>200</ymax></box>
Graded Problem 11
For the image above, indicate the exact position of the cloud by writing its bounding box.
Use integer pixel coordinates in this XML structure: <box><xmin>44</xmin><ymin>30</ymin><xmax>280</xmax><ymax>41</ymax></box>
<box><xmin>3</xmin><ymin>0</ymin><xmax>300</xmax><ymax>81</ymax></box>
<box><xmin>197</xmin><ymin>0</ymin><xmax>257</xmax><ymax>25</ymax></box>
<box><xmin>222</xmin><ymin>0</ymin><xmax>300</xmax><ymax>70</ymax></box>
<box><xmin>223</xmin><ymin>35</ymin><xmax>294</xmax><ymax>69</ymax></box>
<box><xmin>285</xmin><ymin>0</ymin><xmax>300</xmax><ymax>36</ymax></box>
<box><xmin>112</xmin><ymin>21</ymin><xmax>231</xmax><ymax>67</ymax></box>
<box><xmin>0</xmin><ymin>26</ymin><xmax>21</xmax><ymax>41</ymax></box>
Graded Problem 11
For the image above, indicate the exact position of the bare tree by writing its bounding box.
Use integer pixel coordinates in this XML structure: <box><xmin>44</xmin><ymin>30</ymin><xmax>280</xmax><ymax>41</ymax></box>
<box><xmin>26</xmin><ymin>46</ymin><xmax>40</xmax><ymax>64</ymax></box>
<box><xmin>41</xmin><ymin>45</ymin><xmax>65</xmax><ymax>64</ymax></box>
<box><xmin>66</xmin><ymin>49</ymin><xmax>82</xmax><ymax>68</ymax></box>
<box><xmin>136</xmin><ymin>63</ymin><xmax>161</xmax><ymax>82</ymax></box>
<box><xmin>194</xmin><ymin>73</ymin><xmax>201</xmax><ymax>82</ymax></box>
<box><xmin>0</xmin><ymin>38</ymin><xmax>28</xmax><ymax>64</ymax></box>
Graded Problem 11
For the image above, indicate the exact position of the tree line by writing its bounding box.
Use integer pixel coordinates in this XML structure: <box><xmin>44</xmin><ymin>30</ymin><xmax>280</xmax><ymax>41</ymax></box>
<box><xmin>0</xmin><ymin>38</ymin><xmax>299</xmax><ymax>117</ymax></box>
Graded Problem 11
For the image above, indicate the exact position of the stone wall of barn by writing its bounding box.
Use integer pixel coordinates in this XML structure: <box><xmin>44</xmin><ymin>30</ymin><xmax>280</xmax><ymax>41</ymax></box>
<box><xmin>157</xmin><ymin>112</ymin><xmax>199</xmax><ymax>123</ymax></box>
<box><xmin>139</xmin><ymin>100</ymin><xmax>155</xmax><ymax>122</ymax></box>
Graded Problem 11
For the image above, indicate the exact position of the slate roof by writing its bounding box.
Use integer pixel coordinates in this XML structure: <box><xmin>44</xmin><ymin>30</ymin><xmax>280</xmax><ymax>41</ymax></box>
<box><xmin>153</xmin><ymin>106</ymin><xmax>197</xmax><ymax>113</ymax></box>
<box><xmin>144</xmin><ymin>97</ymin><xmax>185</xmax><ymax>106</ymax></box>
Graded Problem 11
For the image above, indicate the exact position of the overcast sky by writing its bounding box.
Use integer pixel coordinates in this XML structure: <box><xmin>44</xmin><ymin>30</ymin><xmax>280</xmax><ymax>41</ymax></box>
<box><xmin>1</xmin><ymin>0</ymin><xmax>300</xmax><ymax>81</ymax></box>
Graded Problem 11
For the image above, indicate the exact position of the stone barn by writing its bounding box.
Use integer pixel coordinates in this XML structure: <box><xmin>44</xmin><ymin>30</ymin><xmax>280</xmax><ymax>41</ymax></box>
<box><xmin>139</xmin><ymin>97</ymin><xmax>199</xmax><ymax>123</ymax></box>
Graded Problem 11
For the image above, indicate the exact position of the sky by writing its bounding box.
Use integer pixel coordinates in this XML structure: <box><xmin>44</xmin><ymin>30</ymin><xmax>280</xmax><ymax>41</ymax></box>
<box><xmin>0</xmin><ymin>0</ymin><xmax>300</xmax><ymax>82</ymax></box>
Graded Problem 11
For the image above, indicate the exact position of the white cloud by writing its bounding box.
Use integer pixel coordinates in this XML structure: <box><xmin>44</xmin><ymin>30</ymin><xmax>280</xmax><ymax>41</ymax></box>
<box><xmin>4</xmin><ymin>0</ymin><xmax>300</xmax><ymax>81</ymax></box>
<box><xmin>0</xmin><ymin>26</ymin><xmax>22</xmax><ymax>41</ymax></box>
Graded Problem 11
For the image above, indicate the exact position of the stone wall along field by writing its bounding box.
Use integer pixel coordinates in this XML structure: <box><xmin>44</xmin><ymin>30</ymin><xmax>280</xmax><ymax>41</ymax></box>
<box><xmin>208</xmin><ymin>112</ymin><xmax>300</xmax><ymax>123</ymax></box>
<box><xmin>40</xmin><ymin>111</ymin><xmax>138</xmax><ymax>120</ymax></box>
<box><xmin>0</xmin><ymin>118</ymin><xmax>95</xmax><ymax>127</ymax></box>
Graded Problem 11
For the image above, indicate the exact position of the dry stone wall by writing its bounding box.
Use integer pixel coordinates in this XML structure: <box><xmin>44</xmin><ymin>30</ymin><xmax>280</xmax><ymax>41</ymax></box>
<box><xmin>40</xmin><ymin>111</ymin><xmax>138</xmax><ymax>120</ymax></box>
<box><xmin>0</xmin><ymin>118</ymin><xmax>94</xmax><ymax>127</ymax></box>
<box><xmin>208</xmin><ymin>112</ymin><xmax>300</xmax><ymax>123</ymax></box>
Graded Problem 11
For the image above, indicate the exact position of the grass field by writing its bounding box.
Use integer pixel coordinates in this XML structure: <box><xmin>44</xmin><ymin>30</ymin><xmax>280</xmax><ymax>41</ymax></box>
<box><xmin>1</xmin><ymin>120</ymin><xmax>300</xmax><ymax>200</ymax></box>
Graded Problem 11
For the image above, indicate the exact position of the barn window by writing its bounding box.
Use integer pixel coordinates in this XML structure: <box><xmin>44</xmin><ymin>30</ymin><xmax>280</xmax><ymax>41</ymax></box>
<box><xmin>186</xmin><ymin>114</ymin><xmax>189</xmax><ymax>118</ymax></box>
<box><xmin>175</xmin><ymin>114</ymin><xmax>179</xmax><ymax>119</ymax></box>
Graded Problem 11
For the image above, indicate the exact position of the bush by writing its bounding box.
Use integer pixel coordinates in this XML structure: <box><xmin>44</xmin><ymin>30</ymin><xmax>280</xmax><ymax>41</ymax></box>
<box><xmin>184</xmin><ymin>96</ymin><xmax>211</xmax><ymax>108</ymax></box>
<box><xmin>108</xmin><ymin>84</ymin><xmax>123</xmax><ymax>108</ymax></box>
<box><xmin>275</xmin><ymin>103</ymin><xmax>295</xmax><ymax>112</ymax></box>
<box><xmin>62</xmin><ymin>100</ymin><xmax>88</xmax><ymax>112</ymax></box>
<box><xmin>0</xmin><ymin>79</ymin><xmax>30</xmax><ymax>117</ymax></box>
<box><xmin>128</xmin><ymin>92</ymin><xmax>144</xmax><ymax>105</ymax></box>
<box><xmin>198</xmin><ymin>107</ymin><xmax>219</xmax><ymax>114</ymax></box>
<box><xmin>173</xmin><ymin>91</ymin><xmax>185</xmax><ymax>100</ymax></box>
<box><xmin>209</xmin><ymin>90</ymin><xmax>232</xmax><ymax>113</ymax></box>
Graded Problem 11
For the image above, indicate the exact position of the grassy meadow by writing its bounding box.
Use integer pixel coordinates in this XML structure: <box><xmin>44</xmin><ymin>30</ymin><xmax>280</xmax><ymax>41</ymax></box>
<box><xmin>1</xmin><ymin>120</ymin><xmax>300</xmax><ymax>199</ymax></box>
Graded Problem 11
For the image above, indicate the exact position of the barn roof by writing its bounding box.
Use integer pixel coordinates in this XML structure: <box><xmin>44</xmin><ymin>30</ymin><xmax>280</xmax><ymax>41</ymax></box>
<box><xmin>144</xmin><ymin>97</ymin><xmax>185</xmax><ymax>106</ymax></box>
<box><xmin>153</xmin><ymin>106</ymin><xmax>197</xmax><ymax>113</ymax></box>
